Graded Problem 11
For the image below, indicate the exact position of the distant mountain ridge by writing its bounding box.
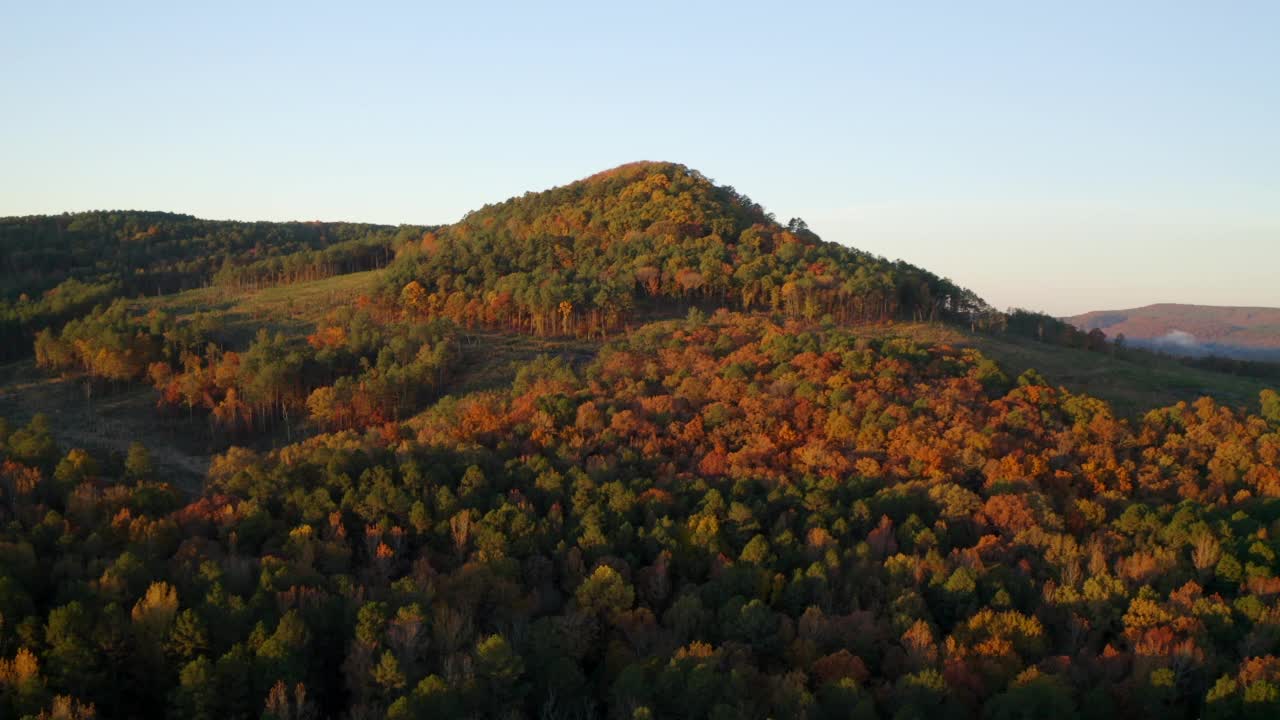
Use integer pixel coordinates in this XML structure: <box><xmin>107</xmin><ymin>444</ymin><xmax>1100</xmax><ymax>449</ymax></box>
<box><xmin>1067</xmin><ymin>303</ymin><xmax>1280</xmax><ymax>360</ymax></box>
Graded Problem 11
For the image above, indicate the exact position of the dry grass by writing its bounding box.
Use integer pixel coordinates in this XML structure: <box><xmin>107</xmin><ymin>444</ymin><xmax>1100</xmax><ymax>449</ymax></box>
<box><xmin>141</xmin><ymin>270</ymin><xmax>382</xmax><ymax>347</ymax></box>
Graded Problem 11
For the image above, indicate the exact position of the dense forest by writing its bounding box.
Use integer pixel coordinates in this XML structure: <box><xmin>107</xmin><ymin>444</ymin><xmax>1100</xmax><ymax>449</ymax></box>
<box><xmin>1</xmin><ymin>164</ymin><xmax>1278</xmax><ymax>719</ymax></box>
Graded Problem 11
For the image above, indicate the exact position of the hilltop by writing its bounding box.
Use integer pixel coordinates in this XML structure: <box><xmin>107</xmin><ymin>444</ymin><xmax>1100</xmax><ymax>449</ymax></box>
<box><xmin>379</xmin><ymin>161</ymin><xmax>991</xmax><ymax>336</ymax></box>
<box><xmin>1068</xmin><ymin>303</ymin><xmax>1280</xmax><ymax>361</ymax></box>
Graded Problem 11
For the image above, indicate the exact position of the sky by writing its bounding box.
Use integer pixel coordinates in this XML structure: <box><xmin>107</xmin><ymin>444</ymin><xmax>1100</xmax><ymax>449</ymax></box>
<box><xmin>2</xmin><ymin>1</ymin><xmax>1276</xmax><ymax>316</ymax></box>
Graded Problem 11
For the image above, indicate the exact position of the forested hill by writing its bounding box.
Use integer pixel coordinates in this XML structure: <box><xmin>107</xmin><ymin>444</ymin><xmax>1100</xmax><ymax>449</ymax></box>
<box><xmin>380</xmin><ymin>161</ymin><xmax>992</xmax><ymax>337</ymax></box>
<box><xmin>0</xmin><ymin>211</ymin><xmax>431</xmax><ymax>360</ymax></box>
<box><xmin>3</xmin><ymin>163</ymin><xmax>1280</xmax><ymax>720</ymax></box>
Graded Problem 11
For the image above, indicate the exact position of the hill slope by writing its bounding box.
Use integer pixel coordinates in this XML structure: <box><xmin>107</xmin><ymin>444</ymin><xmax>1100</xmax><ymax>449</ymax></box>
<box><xmin>380</xmin><ymin>161</ymin><xmax>991</xmax><ymax>336</ymax></box>
<box><xmin>3</xmin><ymin>163</ymin><xmax>1280</xmax><ymax>719</ymax></box>
<box><xmin>1068</xmin><ymin>303</ymin><xmax>1280</xmax><ymax>360</ymax></box>
<box><xmin>862</xmin><ymin>322</ymin><xmax>1278</xmax><ymax>417</ymax></box>
<box><xmin>0</xmin><ymin>210</ymin><xmax>432</xmax><ymax>360</ymax></box>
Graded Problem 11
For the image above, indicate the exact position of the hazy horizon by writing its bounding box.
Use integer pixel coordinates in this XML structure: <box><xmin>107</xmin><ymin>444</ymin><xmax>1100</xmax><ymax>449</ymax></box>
<box><xmin>4</xmin><ymin>2</ymin><xmax>1276</xmax><ymax>317</ymax></box>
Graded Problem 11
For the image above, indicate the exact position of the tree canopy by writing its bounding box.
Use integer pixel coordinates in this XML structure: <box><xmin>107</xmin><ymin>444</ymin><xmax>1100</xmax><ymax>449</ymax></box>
<box><xmin>2</xmin><ymin>163</ymin><xmax>1278</xmax><ymax>719</ymax></box>
<box><xmin>2</xmin><ymin>312</ymin><xmax>1280</xmax><ymax>719</ymax></box>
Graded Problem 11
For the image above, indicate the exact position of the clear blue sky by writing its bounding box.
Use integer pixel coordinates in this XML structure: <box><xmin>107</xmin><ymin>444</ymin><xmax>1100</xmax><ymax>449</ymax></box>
<box><xmin>3</xmin><ymin>1</ymin><xmax>1276</xmax><ymax>316</ymax></box>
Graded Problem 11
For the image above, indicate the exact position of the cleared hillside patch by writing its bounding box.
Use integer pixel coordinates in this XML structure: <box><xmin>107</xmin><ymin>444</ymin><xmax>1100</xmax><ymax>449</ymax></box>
<box><xmin>859</xmin><ymin>322</ymin><xmax>1276</xmax><ymax>417</ymax></box>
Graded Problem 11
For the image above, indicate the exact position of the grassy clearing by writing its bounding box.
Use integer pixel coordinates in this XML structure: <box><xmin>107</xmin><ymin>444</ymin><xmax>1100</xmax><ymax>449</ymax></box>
<box><xmin>451</xmin><ymin>329</ymin><xmax>600</xmax><ymax>395</ymax></box>
<box><xmin>0</xmin><ymin>272</ymin><xmax>386</xmax><ymax>490</ymax></box>
<box><xmin>858</xmin><ymin>322</ymin><xmax>1276</xmax><ymax>417</ymax></box>
<box><xmin>141</xmin><ymin>270</ymin><xmax>383</xmax><ymax>347</ymax></box>
<box><xmin>142</xmin><ymin>269</ymin><xmax>602</xmax><ymax>395</ymax></box>
<box><xmin>0</xmin><ymin>360</ymin><xmax>210</xmax><ymax>492</ymax></box>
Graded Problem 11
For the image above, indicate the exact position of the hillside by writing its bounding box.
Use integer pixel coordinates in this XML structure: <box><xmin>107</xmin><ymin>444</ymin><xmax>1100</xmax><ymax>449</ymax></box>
<box><xmin>1068</xmin><ymin>303</ymin><xmax>1280</xmax><ymax>360</ymax></box>
<box><xmin>0</xmin><ymin>211</ymin><xmax>431</xmax><ymax>361</ymax></box>
<box><xmin>2</xmin><ymin>164</ymin><xmax>1280</xmax><ymax>719</ymax></box>
<box><xmin>379</xmin><ymin>161</ymin><xmax>992</xmax><ymax>336</ymax></box>
<box><xmin>855</xmin><ymin>322</ymin><xmax>1279</xmax><ymax>418</ymax></box>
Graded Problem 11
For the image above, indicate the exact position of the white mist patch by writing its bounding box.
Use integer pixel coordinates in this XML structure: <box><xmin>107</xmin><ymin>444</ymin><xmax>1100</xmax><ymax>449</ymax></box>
<box><xmin>1151</xmin><ymin>330</ymin><xmax>1202</xmax><ymax>353</ymax></box>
